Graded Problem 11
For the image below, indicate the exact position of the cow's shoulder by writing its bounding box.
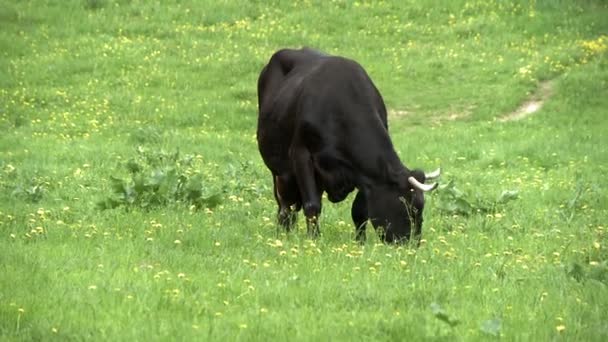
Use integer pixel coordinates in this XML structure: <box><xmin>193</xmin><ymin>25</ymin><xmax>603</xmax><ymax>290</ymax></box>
<box><xmin>258</xmin><ymin>48</ymin><xmax>328</xmax><ymax>113</ymax></box>
<box><xmin>267</xmin><ymin>48</ymin><xmax>326</xmax><ymax>75</ymax></box>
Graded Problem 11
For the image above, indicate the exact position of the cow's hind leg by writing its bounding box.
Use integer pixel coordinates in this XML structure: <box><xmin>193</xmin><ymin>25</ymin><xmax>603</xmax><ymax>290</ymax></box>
<box><xmin>273</xmin><ymin>174</ymin><xmax>300</xmax><ymax>231</ymax></box>
<box><xmin>351</xmin><ymin>190</ymin><xmax>368</xmax><ymax>242</ymax></box>
<box><xmin>291</xmin><ymin>146</ymin><xmax>322</xmax><ymax>238</ymax></box>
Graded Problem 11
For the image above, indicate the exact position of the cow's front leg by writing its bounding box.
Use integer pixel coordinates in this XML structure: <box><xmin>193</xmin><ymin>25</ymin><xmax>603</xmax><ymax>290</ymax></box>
<box><xmin>291</xmin><ymin>147</ymin><xmax>322</xmax><ymax>238</ymax></box>
<box><xmin>351</xmin><ymin>190</ymin><xmax>368</xmax><ymax>243</ymax></box>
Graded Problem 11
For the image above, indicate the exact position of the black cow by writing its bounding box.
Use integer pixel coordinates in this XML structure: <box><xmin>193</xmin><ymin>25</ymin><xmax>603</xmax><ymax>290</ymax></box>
<box><xmin>256</xmin><ymin>48</ymin><xmax>440</xmax><ymax>243</ymax></box>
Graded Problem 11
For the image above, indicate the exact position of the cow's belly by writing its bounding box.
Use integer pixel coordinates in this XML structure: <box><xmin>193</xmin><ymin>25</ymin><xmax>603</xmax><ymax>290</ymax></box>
<box><xmin>313</xmin><ymin>153</ymin><xmax>355</xmax><ymax>203</ymax></box>
<box><xmin>323</xmin><ymin>169</ymin><xmax>355</xmax><ymax>203</ymax></box>
<box><xmin>325</xmin><ymin>184</ymin><xmax>354</xmax><ymax>203</ymax></box>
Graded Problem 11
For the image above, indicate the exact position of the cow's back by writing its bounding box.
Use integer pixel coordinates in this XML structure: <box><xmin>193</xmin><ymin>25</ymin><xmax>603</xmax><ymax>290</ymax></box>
<box><xmin>257</xmin><ymin>48</ymin><xmax>326</xmax><ymax>115</ymax></box>
<box><xmin>257</xmin><ymin>48</ymin><xmax>394</xmax><ymax>184</ymax></box>
<box><xmin>295</xmin><ymin>56</ymin><xmax>388</xmax><ymax>127</ymax></box>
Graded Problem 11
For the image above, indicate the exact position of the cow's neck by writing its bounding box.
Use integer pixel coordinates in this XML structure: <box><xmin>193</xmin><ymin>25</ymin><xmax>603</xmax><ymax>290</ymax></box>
<box><xmin>357</xmin><ymin>152</ymin><xmax>409</xmax><ymax>191</ymax></box>
<box><xmin>385</xmin><ymin>154</ymin><xmax>411</xmax><ymax>188</ymax></box>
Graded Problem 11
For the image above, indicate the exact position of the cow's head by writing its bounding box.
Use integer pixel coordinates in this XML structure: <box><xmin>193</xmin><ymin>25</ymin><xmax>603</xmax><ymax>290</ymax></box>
<box><xmin>367</xmin><ymin>168</ymin><xmax>440</xmax><ymax>243</ymax></box>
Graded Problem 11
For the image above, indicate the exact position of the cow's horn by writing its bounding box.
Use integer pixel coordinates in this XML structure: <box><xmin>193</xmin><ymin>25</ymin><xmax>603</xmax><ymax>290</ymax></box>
<box><xmin>408</xmin><ymin>176</ymin><xmax>438</xmax><ymax>192</ymax></box>
<box><xmin>425</xmin><ymin>168</ymin><xmax>441</xmax><ymax>180</ymax></box>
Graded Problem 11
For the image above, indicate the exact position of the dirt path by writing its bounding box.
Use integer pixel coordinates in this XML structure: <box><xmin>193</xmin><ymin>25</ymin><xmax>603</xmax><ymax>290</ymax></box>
<box><xmin>498</xmin><ymin>80</ymin><xmax>555</xmax><ymax>122</ymax></box>
<box><xmin>389</xmin><ymin>80</ymin><xmax>555</xmax><ymax>123</ymax></box>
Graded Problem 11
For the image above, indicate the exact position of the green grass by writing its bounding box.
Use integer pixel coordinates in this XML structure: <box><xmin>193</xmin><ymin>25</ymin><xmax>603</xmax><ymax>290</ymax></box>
<box><xmin>1</xmin><ymin>0</ymin><xmax>607</xmax><ymax>340</ymax></box>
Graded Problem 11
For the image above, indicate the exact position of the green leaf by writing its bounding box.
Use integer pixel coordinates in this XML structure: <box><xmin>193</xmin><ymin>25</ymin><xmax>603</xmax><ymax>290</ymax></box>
<box><xmin>187</xmin><ymin>188</ymin><xmax>203</xmax><ymax>202</ymax></box>
<box><xmin>201</xmin><ymin>193</ymin><xmax>222</xmax><ymax>208</ymax></box>
<box><xmin>148</xmin><ymin>169</ymin><xmax>166</xmax><ymax>187</ymax></box>
<box><xmin>99</xmin><ymin>150</ymin><xmax>218</xmax><ymax>211</ymax></box>
<box><xmin>430</xmin><ymin>302</ymin><xmax>460</xmax><ymax>327</ymax></box>
<box><xmin>110</xmin><ymin>176</ymin><xmax>127</xmax><ymax>195</ymax></box>
<box><xmin>454</xmin><ymin>197</ymin><xmax>474</xmax><ymax>214</ymax></box>
<box><xmin>497</xmin><ymin>190</ymin><xmax>519</xmax><ymax>204</ymax></box>
<box><xmin>566</xmin><ymin>262</ymin><xmax>586</xmax><ymax>282</ymax></box>
<box><xmin>435</xmin><ymin>179</ymin><xmax>519</xmax><ymax>216</ymax></box>
<box><xmin>126</xmin><ymin>159</ymin><xmax>142</xmax><ymax>174</ymax></box>
<box><xmin>480</xmin><ymin>318</ymin><xmax>502</xmax><ymax>336</ymax></box>
<box><xmin>158</xmin><ymin>168</ymin><xmax>178</xmax><ymax>198</ymax></box>
<box><xmin>588</xmin><ymin>261</ymin><xmax>608</xmax><ymax>284</ymax></box>
<box><xmin>133</xmin><ymin>174</ymin><xmax>147</xmax><ymax>194</ymax></box>
<box><xmin>97</xmin><ymin>198</ymin><xmax>122</xmax><ymax>210</ymax></box>
<box><xmin>185</xmin><ymin>174</ymin><xmax>203</xmax><ymax>200</ymax></box>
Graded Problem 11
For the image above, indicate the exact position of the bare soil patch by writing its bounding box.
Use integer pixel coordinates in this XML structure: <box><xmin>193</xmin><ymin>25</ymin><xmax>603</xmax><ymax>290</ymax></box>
<box><xmin>388</xmin><ymin>109</ymin><xmax>411</xmax><ymax>118</ymax></box>
<box><xmin>388</xmin><ymin>106</ymin><xmax>473</xmax><ymax>125</ymax></box>
<box><xmin>388</xmin><ymin>80</ymin><xmax>554</xmax><ymax>124</ymax></box>
<box><xmin>499</xmin><ymin>80</ymin><xmax>555</xmax><ymax>122</ymax></box>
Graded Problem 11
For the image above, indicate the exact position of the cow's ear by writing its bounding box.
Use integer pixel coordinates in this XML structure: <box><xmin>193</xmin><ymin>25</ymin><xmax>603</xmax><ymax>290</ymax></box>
<box><xmin>410</xmin><ymin>169</ymin><xmax>426</xmax><ymax>183</ymax></box>
<box><xmin>377</xmin><ymin>157</ymin><xmax>410</xmax><ymax>189</ymax></box>
<box><xmin>407</xmin><ymin>169</ymin><xmax>428</xmax><ymax>193</ymax></box>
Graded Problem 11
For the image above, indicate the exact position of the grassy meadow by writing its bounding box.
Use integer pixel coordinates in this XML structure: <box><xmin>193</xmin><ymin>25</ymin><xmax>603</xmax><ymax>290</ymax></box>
<box><xmin>1</xmin><ymin>0</ymin><xmax>608</xmax><ymax>340</ymax></box>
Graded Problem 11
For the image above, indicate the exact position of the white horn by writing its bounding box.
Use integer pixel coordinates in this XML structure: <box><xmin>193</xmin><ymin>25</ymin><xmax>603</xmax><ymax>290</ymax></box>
<box><xmin>425</xmin><ymin>168</ymin><xmax>441</xmax><ymax>180</ymax></box>
<box><xmin>408</xmin><ymin>176</ymin><xmax>438</xmax><ymax>192</ymax></box>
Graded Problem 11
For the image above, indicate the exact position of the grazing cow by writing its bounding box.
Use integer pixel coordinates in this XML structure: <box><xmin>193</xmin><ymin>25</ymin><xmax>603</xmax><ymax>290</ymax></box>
<box><xmin>256</xmin><ymin>48</ymin><xmax>440</xmax><ymax>243</ymax></box>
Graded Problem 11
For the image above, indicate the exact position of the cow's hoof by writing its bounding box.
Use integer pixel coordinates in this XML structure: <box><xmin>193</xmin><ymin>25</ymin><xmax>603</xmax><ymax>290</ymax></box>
<box><xmin>306</xmin><ymin>217</ymin><xmax>320</xmax><ymax>238</ymax></box>
<box><xmin>355</xmin><ymin>232</ymin><xmax>366</xmax><ymax>244</ymax></box>
<box><xmin>278</xmin><ymin>209</ymin><xmax>297</xmax><ymax>231</ymax></box>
